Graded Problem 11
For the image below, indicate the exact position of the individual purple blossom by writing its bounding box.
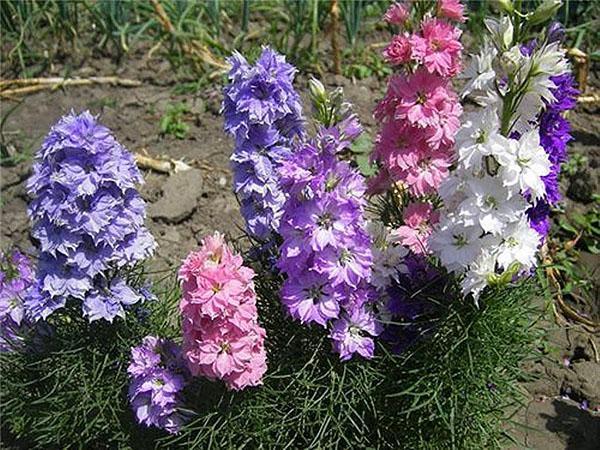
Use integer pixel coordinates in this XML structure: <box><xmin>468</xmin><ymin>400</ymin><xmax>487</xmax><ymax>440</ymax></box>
<box><xmin>277</xmin><ymin>117</ymin><xmax>380</xmax><ymax>360</ymax></box>
<box><xmin>223</xmin><ymin>47</ymin><xmax>305</xmax><ymax>241</ymax></box>
<box><xmin>330</xmin><ymin>307</ymin><xmax>382</xmax><ymax>361</ymax></box>
<box><xmin>26</xmin><ymin>111</ymin><xmax>156</xmax><ymax>322</ymax></box>
<box><xmin>547</xmin><ymin>22</ymin><xmax>566</xmax><ymax>44</ymax></box>
<box><xmin>0</xmin><ymin>250</ymin><xmax>36</xmax><ymax>351</ymax></box>
<box><xmin>128</xmin><ymin>335</ymin><xmax>189</xmax><ymax>434</ymax></box>
<box><xmin>527</xmin><ymin>201</ymin><xmax>552</xmax><ymax>238</ymax></box>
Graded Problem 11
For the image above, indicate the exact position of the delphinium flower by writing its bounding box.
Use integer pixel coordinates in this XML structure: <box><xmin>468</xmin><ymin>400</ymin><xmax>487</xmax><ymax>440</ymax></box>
<box><xmin>179</xmin><ymin>233</ymin><xmax>267</xmax><ymax>390</ymax></box>
<box><xmin>128</xmin><ymin>336</ymin><xmax>189</xmax><ymax>434</ymax></box>
<box><xmin>372</xmin><ymin>1</ymin><xmax>463</xmax><ymax>198</ymax></box>
<box><xmin>391</xmin><ymin>202</ymin><xmax>440</xmax><ymax>255</ymax></box>
<box><xmin>0</xmin><ymin>250</ymin><xmax>36</xmax><ymax>351</ymax></box>
<box><xmin>521</xmin><ymin>25</ymin><xmax>578</xmax><ymax>238</ymax></box>
<box><xmin>26</xmin><ymin>111</ymin><xmax>156</xmax><ymax>322</ymax></box>
<box><xmin>382</xmin><ymin>253</ymin><xmax>450</xmax><ymax>353</ymax></box>
<box><xmin>431</xmin><ymin>7</ymin><xmax>573</xmax><ymax>302</ymax></box>
<box><xmin>277</xmin><ymin>116</ymin><xmax>382</xmax><ymax>361</ymax></box>
<box><xmin>223</xmin><ymin>46</ymin><xmax>305</xmax><ymax>242</ymax></box>
<box><xmin>370</xmin><ymin>3</ymin><xmax>464</xmax><ymax>266</ymax></box>
<box><xmin>364</xmin><ymin>2</ymin><xmax>464</xmax><ymax>350</ymax></box>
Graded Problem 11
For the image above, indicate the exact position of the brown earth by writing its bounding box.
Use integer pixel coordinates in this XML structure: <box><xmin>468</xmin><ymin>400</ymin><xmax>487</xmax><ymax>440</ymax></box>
<box><xmin>0</xmin><ymin>55</ymin><xmax>599</xmax><ymax>447</ymax></box>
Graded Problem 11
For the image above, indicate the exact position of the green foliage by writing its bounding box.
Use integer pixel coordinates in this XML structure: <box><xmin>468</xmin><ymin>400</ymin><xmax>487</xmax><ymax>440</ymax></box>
<box><xmin>343</xmin><ymin>47</ymin><xmax>392</xmax><ymax>80</ymax></box>
<box><xmin>0</xmin><ymin>269</ymin><xmax>181</xmax><ymax>449</ymax></box>
<box><xmin>0</xmin><ymin>252</ymin><xmax>542</xmax><ymax>450</ymax></box>
<box><xmin>1</xmin><ymin>305</ymin><xmax>153</xmax><ymax>448</ymax></box>
<box><xmin>161</xmin><ymin>276</ymin><xmax>541</xmax><ymax>449</ymax></box>
<box><xmin>562</xmin><ymin>152</ymin><xmax>588</xmax><ymax>178</ymax></box>
<box><xmin>159</xmin><ymin>102</ymin><xmax>190</xmax><ymax>139</ymax></box>
<box><xmin>558</xmin><ymin>0</ymin><xmax>600</xmax><ymax>53</ymax></box>
<box><xmin>0</xmin><ymin>0</ymin><xmax>390</xmax><ymax>79</ymax></box>
<box><xmin>350</xmin><ymin>132</ymin><xmax>378</xmax><ymax>177</ymax></box>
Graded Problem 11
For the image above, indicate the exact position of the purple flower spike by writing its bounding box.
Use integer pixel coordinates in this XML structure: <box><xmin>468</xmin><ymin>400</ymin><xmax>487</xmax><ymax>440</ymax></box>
<box><xmin>0</xmin><ymin>250</ymin><xmax>36</xmax><ymax>351</ymax></box>
<box><xmin>277</xmin><ymin>116</ymin><xmax>381</xmax><ymax>360</ymax></box>
<box><xmin>223</xmin><ymin>46</ymin><xmax>305</xmax><ymax>241</ymax></box>
<box><xmin>526</xmin><ymin>72</ymin><xmax>578</xmax><ymax>238</ymax></box>
<box><xmin>128</xmin><ymin>336</ymin><xmax>189</xmax><ymax>434</ymax></box>
<box><xmin>26</xmin><ymin>111</ymin><xmax>157</xmax><ymax>322</ymax></box>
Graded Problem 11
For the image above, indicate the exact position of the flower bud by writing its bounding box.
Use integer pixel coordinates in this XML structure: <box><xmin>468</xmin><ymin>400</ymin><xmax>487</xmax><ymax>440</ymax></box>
<box><xmin>487</xmin><ymin>262</ymin><xmax>521</xmax><ymax>287</ymax></box>
<box><xmin>484</xmin><ymin>16</ymin><xmax>514</xmax><ymax>50</ymax></box>
<box><xmin>495</xmin><ymin>0</ymin><xmax>514</xmax><ymax>14</ymax></box>
<box><xmin>308</xmin><ymin>77</ymin><xmax>327</xmax><ymax>102</ymax></box>
<box><xmin>528</xmin><ymin>0</ymin><xmax>562</xmax><ymax>26</ymax></box>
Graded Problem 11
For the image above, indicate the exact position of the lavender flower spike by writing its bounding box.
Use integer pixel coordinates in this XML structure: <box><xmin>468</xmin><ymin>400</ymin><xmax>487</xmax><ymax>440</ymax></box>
<box><xmin>277</xmin><ymin>116</ymin><xmax>381</xmax><ymax>360</ymax></box>
<box><xmin>223</xmin><ymin>46</ymin><xmax>305</xmax><ymax>241</ymax></box>
<box><xmin>26</xmin><ymin>111</ymin><xmax>156</xmax><ymax>322</ymax></box>
<box><xmin>128</xmin><ymin>336</ymin><xmax>189</xmax><ymax>434</ymax></box>
<box><xmin>0</xmin><ymin>250</ymin><xmax>36</xmax><ymax>351</ymax></box>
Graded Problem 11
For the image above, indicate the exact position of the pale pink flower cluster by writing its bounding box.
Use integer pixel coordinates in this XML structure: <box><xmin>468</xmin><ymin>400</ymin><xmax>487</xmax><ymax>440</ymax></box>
<box><xmin>371</xmin><ymin>1</ymin><xmax>464</xmax><ymax>198</ymax></box>
<box><xmin>392</xmin><ymin>202</ymin><xmax>439</xmax><ymax>255</ymax></box>
<box><xmin>179</xmin><ymin>233</ymin><xmax>267</xmax><ymax>391</ymax></box>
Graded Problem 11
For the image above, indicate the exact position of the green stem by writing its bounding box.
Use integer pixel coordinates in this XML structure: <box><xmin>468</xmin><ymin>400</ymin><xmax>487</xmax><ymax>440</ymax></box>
<box><xmin>500</xmin><ymin>92</ymin><xmax>513</xmax><ymax>137</ymax></box>
<box><xmin>512</xmin><ymin>0</ymin><xmax>523</xmax><ymax>44</ymax></box>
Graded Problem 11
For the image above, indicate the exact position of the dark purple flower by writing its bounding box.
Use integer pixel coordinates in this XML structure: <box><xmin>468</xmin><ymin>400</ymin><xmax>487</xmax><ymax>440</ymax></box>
<box><xmin>223</xmin><ymin>47</ymin><xmax>305</xmax><ymax>241</ymax></box>
<box><xmin>381</xmin><ymin>253</ymin><xmax>448</xmax><ymax>354</ymax></box>
<box><xmin>526</xmin><ymin>67</ymin><xmax>578</xmax><ymax>238</ymax></box>
<box><xmin>520</xmin><ymin>39</ymin><xmax>538</xmax><ymax>57</ymax></box>
<box><xmin>548</xmin><ymin>73</ymin><xmax>579</xmax><ymax>112</ymax></box>
<box><xmin>527</xmin><ymin>201</ymin><xmax>552</xmax><ymax>238</ymax></box>
<box><xmin>128</xmin><ymin>335</ymin><xmax>189</xmax><ymax>434</ymax></box>
<box><xmin>26</xmin><ymin>111</ymin><xmax>156</xmax><ymax>322</ymax></box>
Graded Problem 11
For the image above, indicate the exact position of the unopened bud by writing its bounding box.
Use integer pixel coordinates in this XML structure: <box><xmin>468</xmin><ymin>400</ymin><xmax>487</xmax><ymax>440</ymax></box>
<box><xmin>308</xmin><ymin>77</ymin><xmax>327</xmax><ymax>102</ymax></box>
<box><xmin>529</xmin><ymin>0</ymin><xmax>562</xmax><ymax>26</ymax></box>
<box><xmin>484</xmin><ymin>16</ymin><xmax>514</xmax><ymax>50</ymax></box>
<box><xmin>496</xmin><ymin>0</ymin><xmax>514</xmax><ymax>14</ymax></box>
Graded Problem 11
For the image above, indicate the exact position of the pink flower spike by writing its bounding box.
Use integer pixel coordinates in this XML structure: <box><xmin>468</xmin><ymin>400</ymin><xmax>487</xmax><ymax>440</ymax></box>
<box><xmin>179</xmin><ymin>232</ymin><xmax>268</xmax><ymax>390</ymax></box>
<box><xmin>383</xmin><ymin>2</ymin><xmax>409</xmax><ymax>25</ymax></box>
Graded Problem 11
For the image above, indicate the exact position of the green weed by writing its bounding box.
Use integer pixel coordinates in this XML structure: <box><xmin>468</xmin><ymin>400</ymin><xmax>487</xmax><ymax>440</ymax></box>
<box><xmin>159</xmin><ymin>102</ymin><xmax>190</xmax><ymax>139</ymax></box>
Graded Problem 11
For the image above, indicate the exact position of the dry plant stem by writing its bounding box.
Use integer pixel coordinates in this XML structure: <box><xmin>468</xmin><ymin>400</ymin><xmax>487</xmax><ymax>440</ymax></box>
<box><xmin>567</xmin><ymin>48</ymin><xmax>589</xmax><ymax>93</ymax></box>
<box><xmin>0</xmin><ymin>77</ymin><xmax>141</xmax><ymax>97</ymax></box>
<box><xmin>577</xmin><ymin>93</ymin><xmax>600</xmax><ymax>105</ymax></box>
<box><xmin>544</xmin><ymin>263</ymin><xmax>599</xmax><ymax>331</ymax></box>
<box><xmin>541</xmin><ymin>242</ymin><xmax>600</xmax><ymax>332</ymax></box>
<box><xmin>134</xmin><ymin>152</ymin><xmax>226</xmax><ymax>175</ymax></box>
<box><xmin>330</xmin><ymin>0</ymin><xmax>342</xmax><ymax>75</ymax></box>
<box><xmin>149</xmin><ymin>0</ymin><xmax>229</xmax><ymax>72</ymax></box>
<box><xmin>134</xmin><ymin>152</ymin><xmax>193</xmax><ymax>174</ymax></box>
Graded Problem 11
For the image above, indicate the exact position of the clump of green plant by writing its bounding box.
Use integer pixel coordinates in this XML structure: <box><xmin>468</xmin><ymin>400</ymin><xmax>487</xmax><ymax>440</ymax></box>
<box><xmin>1</xmin><ymin>254</ymin><xmax>543</xmax><ymax>450</ymax></box>
<box><xmin>0</xmin><ymin>272</ymin><xmax>180</xmax><ymax>448</ymax></box>
<box><xmin>159</xmin><ymin>103</ymin><xmax>190</xmax><ymax>139</ymax></box>
<box><xmin>160</xmin><ymin>278</ymin><xmax>542</xmax><ymax>449</ymax></box>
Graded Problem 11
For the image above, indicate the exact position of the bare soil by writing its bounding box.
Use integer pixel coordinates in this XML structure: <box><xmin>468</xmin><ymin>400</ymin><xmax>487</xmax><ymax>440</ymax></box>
<box><xmin>0</xmin><ymin>55</ymin><xmax>598</xmax><ymax>447</ymax></box>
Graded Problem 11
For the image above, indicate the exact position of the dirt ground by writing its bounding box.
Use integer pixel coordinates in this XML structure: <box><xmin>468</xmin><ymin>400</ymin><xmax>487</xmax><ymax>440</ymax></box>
<box><xmin>0</xmin><ymin>54</ymin><xmax>599</xmax><ymax>447</ymax></box>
